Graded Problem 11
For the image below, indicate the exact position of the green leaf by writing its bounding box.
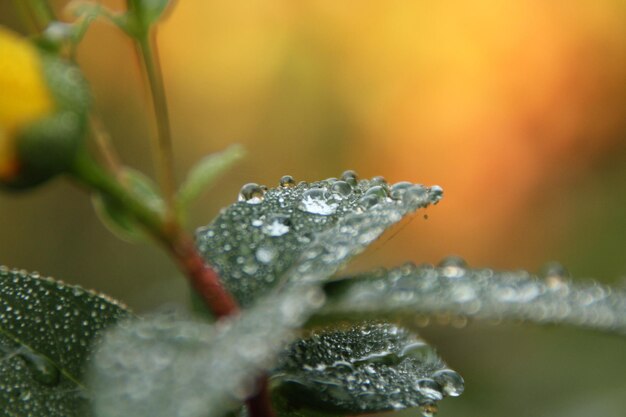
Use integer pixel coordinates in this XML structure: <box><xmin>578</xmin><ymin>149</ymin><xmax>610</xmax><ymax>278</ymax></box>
<box><xmin>0</xmin><ymin>266</ymin><xmax>131</xmax><ymax>417</ymax></box>
<box><xmin>92</xmin><ymin>168</ymin><xmax>164</xmax><ymax>242</ymax></box>
<box><xmin>196</xmin><ymin>174</ymin><xmax>442</xmax><ymax>307</ymax></box>
<box><xmin>317</xmin><ymin>259</ymin><xmax>626</xmax><ymax>334</ymax></box>
<box><xmin>272</xmin><ymin>322</ymin><xmax>463</xmax><ymax>415</ymax></box>
<box><xmin>89</xmin><ymin>286</ymin><xmax>325</xmax><ymax>417</ymax></box>
<box><xmin>176</xmin><ymin>144</ymin><xmax>245</xmax><ymax>213</ymax></box>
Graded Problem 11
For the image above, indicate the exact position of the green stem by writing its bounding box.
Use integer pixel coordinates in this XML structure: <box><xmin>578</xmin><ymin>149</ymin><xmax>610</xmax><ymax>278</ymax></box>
<box><xmin>136</xmin><ymin>31</ymin><xmax>177</xmax><ymax>221</ymax></box>
<box><xmin>12</xmin><ymin>0</ymin><xmax>39</xmax><ymax>34</ymax></box>
<box><xmin>69</xmin><ymin>153</ymin><xmax>239</xmax><ymax>318</ymax></box>
<box><xmin>27</xmin><ymin>0</ymin><xmax>55</xmax><ymax>31</ymax></box>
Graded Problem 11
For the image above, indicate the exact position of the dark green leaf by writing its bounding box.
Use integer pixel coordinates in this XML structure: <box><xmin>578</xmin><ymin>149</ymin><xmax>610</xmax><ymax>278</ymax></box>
<box><xmin>317</xmin><ymin>259</ymin><xmax>626</xmax><ymax>334</ymax></box>
<box><xmin>90</xmin><ymin>286</ymin><xmax>325</xmax><ymax>417</ymax></box>
<box><xmin>176</xmin><ymin>144</ymin><xmax>245</xmax><ymax>214</ymax></box>
<box><xmin>272</xmin><ymin>322</ymin><xmax>463</xmax><ymax>415</ymax></box>
<box><xmin>0</xmin><ymin>266</ymin><xmax>131</xmax><ymax>417</ymax></box>
<box><xmin>92</xmin><ymin>168</ymin><xmax>164</xmax><ymax>242</ymax></box>
<box><xmin>196</xmin><ymin>174</ymin><xmax>442</xmax><ymax>307</ymax></box>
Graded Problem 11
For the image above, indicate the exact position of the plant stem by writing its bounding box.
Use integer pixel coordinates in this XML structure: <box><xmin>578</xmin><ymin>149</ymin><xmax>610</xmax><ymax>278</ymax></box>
<box><xmin>69</xmin><ymin>153</ymin><xmax>239</xmax><ymax>318</ymax></box>
<box><xmin>136</xmin><ymin>31</ymin><xmax>177</xmax><ymax>222</ymax></box>
<box><xmin>14</xmin><ymin>0</ymin><xmax>54</xmax><ymax>33</ymax></box>
<box><xmin>28</xmin><ymin>0</ymin><xmax>55</xmax><ymax>30</ymax></box>
<box><xmin>89</xmin><ymin>115</ymin><xmax>123</xmax><ymax>178</ymax></box>
<box><xmin>12</xmin><ymin>0</ymin><xmax>39</xmax><ymax>34</ymax></box>
<box><xmin>246</xmin><ymin>377</ymin><xmax>275</xmax><ymax>417</ymax></box>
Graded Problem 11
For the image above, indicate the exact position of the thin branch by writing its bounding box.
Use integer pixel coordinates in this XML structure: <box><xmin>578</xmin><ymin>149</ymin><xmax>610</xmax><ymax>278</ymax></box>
<box><xmin>135</xmin><ymin>30</ymin><xmax>177</xmax><ymax>222</ymax></box>
<box><xmin>89</xmin><ymin>115</ymin><xmax>123</xmax><ymax>178</ymax></box>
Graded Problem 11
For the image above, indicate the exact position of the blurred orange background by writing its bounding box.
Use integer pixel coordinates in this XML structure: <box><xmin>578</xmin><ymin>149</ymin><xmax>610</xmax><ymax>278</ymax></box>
<box><xmin>1</xmin><ymin>1</ymin><xmax>626</xmax><ymax>416</ymax></box>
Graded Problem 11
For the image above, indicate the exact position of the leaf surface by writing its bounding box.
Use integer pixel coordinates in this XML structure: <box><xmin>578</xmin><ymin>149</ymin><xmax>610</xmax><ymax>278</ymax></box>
<box><xmin>90</xmin><ymin>286</ymin><xmax>325</xmax><ymax>417</ymax></box>
<box><xmin>0</xmin><ymin>266</ymin><xmax>131</xmax><ymax>417</ymax></box>
<box><xmin>318</xmin><ymin>259</ymin><xmax>626</xmax><ymax>334</ymax></box>
<box><xmin>196</xmin><ymin>175</ymin><xmax>442</xmax><ymax>307</ymax></box>
<box><xmin>272</xmin><ymin>322</ymin><xmax>463</xmax><ymax>414</ymax></box>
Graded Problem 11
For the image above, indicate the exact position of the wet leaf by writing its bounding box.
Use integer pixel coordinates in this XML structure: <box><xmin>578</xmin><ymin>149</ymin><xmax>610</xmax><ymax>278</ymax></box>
<box><xmin>318</xmin><ymin>259</ymin><xmax>626</xmax><ymax>334</ymax></box>
<box><xmin>90</xmin><ymin>286</ymin><xmax>325</xmax><ymax>417</ymax></box>
<box><xmin>92</xmin><ymin>168</ymin><xmax>164</xmax><ymax>242</ymax></box>
<box><xmin>0</xmin><ymin>266</ymin><xmax>131</xmax><ymax>417</ymax></box>
<box><xmin>272</xmin><ymin>322</ymin><xmax>463</xmax><ymax>415</ymax></box>
<box><xmin>176</xmin><ymin>144</ymin><xmax>245</xmax><ymax>213</ymax></box>
<box><xmin>196</xmin><ymin>174</ymin><xmax>442</xmax><ymax>307</ymax></box>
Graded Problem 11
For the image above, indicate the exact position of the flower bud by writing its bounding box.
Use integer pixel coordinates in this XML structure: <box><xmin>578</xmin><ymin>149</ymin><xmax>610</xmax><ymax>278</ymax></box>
<box><xmin>0</xmin><ymin>26</ymin><xmax>90</xmax><ymax>190</ymax></box>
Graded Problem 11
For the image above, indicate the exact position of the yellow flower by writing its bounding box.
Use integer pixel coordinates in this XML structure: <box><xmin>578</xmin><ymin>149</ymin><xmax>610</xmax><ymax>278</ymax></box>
<box><xmin>0</xmin><ymin>26</ymin><xmax>55</xmax><ymax>180</ymax></box>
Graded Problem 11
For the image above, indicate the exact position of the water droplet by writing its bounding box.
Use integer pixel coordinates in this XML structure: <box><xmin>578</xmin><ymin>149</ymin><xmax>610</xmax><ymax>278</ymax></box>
<box><xmin>414</xmin><ymin>379</ymin><xmax>443</xmax><ymax>401</ymax></box>
<box><xmin>390</xmin><ymin>181</ymin><xmax>413</xmax><ymax>199</ymax></box>
<box><xmin>331</xmin><ymin>180</ymin><xmax>352</xmax><ymax>197</ymax></box>
<box><xmin>542</xmin><ymin>262</ymin><xmax>569</xmax><ymax>277</ymax></box>
<box><xmin>298</xmin><ymin>188</ymin><xmax>339</xmax><ymax>216</ymax></box>
<box><xmin>401</xmin><ymin>186</ymin><xmax>429</xmax><ymax>206</ymax></box>
<box><xmin>341</xmin><ymin>170</ymin><xmax>358</xmax><ymax>186</ymax></box>
<box><xmin>20</xmin><ymin>350</ymin><xmax>60</xmax><ymax>386</ymax></box>
<box><xmin>370</xmin><ymin>176</ymin><xmax>387</xmax><ymax>186</ymax></box>
<box><xmin>432</xmin><ymin>369</ymin><xmax>464</xmax><ymax>397</ymax></box>
<box><xmin>279</xmin><ymin>175</ymin><xmax>296</xmax><ymax>188</ymax></box>
<box><xmin>438</xmin><ymin>256</ymin><xmax>467</xmax><ymax>269</ymax></box>
<box><xmin>429</xmin><ymin>185</ymin><xmax>443</xmax><ymax>203</ymax></box>
<box><xmin>256</xmin><ymin>246</ymin><xmax>277</xmax><ymax>264</ymax></box>
<box><xmin>238</xmin><ymin>183</ymin><xmax>265</xmax><ymax>204</ymax></box>
<box><xmin>364</xmin><ymin>185</ymin><xmax>389</xmax><ymax>199</ymax></box>
<box><xmin>398</xmin><ymin>341</ymin><xmax>437</xmax><ymax>362</ymax></box>
<box><xmin>358</xmin><ymin>194</ymin><xmax>381</xmax><ymax>209</ymax></box>
<box><xmin>262</xmin><ymin>215</ymin><xmax>291</xmax><ymax>237</ymax></box>
<box><xmin>542</xmin><ymin>262</ymin><xmax>570</xmax><ymax>290</ymax></box>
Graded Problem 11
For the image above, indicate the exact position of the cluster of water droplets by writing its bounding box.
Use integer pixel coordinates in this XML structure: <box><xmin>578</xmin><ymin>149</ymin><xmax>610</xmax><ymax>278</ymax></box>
<box><xmin>321</xmin><ymin>258</ymin><xmax>626</xmax><ymax>333</ymax></box>
<box><xmin>274</xmin><ymin>322</ymin><xmax>463</xmax><ymax>415</ymax></box>
<box><xmin>198</xmin><ymin>171</ymin><xmax>442</xmax><ymax>307</ymax></box>
<box><xmin>0</xmin><ymin>266</ymin><xmax>130</xmax><ymax>416</ymax></box>
<box><xmin>90</xmin><ymin>286</ymin><xmax>325</xmax><ymax>417</ymax></box>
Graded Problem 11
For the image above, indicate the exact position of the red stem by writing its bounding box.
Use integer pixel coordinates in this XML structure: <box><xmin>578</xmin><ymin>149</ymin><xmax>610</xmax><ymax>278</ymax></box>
<box><xmin>246</xmin><ymin>377</ymin><xmax>275</xmax><ymax>417</ymax></box>
<box><xmin>165</xmin><ymin>230</ymin><xmax>239</xmax><ymax>318</ymax></box>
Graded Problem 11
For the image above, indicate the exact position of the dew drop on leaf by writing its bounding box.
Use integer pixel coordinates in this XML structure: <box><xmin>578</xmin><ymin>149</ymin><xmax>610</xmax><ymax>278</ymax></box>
<box><xmin>364</xmin><ymin>185</ymin><xmax>389</xmax><ymax>199</ymax></box>
<box><xmin>298</xmin><ymin>188</ymin><xmax>339</xmax><ymax>216</ymax></box>
<box><xmin>262</xmin><ymin>215</ymin><xmax>291</xmax><ymax>237</ymax></box>
<box><xmin>358</xmin><ymin>194</ymin><xmax>381</xmax><ymax>209</ymax></box>
<box><xmin>255</xmin><ymin>245</ymin><xmax>277</xmax><ymax>264</ymax></box>
<box><xmin>279</xmin><ymin>175</ymin><xmax>296</xmax><ymax>188</ymax></box>
<box><xmin>330</xmin><ymin>180</ymin><xmax>353</xmax><ymax>197</ymax></box>
<box><xmin>370</xmin><ymin>176</ymin><xmax>387</xmax><ymax>186</ymax></box>
<box><xmin>238</xmin><ymin>183</ymin><xmax>265</xmax><ymax>204</ymax></box>
<box><xmin>341</xmin><ymin>170</ymin><xmax>358</xmax><ymax>186</ymax></box>
<box><xmin>432</xmin><ymin>369</ymin><xmax>465</xmax><ymax>397</ymax></box>
<box><xmin>414</xmin><ymin>379</ymin><xmax>443</xmax><ymax>402</ymax></box>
